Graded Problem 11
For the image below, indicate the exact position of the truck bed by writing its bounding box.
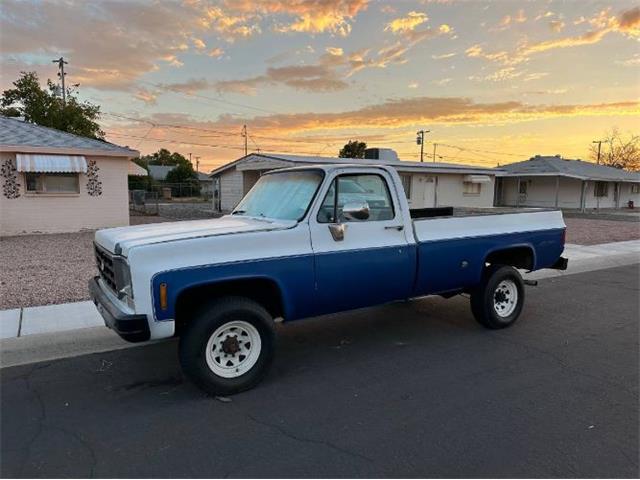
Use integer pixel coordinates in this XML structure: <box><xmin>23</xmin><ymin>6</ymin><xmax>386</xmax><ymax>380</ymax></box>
<box><xmin>409</xmin><ymin>206</ymin><xmax>554</xmax><ymax>220</ymax></box>
<box><xmin>409</xmin><ymin>207</ymin><xmax>566</xmax><ymax>295</ymax></box>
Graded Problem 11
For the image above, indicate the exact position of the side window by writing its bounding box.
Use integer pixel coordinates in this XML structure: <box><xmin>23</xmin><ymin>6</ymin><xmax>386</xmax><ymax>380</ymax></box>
<box><xmin>317</xmin><ymin>174</ymin><xmax>395</xmax><ymax>223</ymax></box>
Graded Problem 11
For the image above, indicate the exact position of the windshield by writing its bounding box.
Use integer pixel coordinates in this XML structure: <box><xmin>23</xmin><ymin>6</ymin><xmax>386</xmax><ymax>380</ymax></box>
<box><xmin>232</xmin><ymin>170</ymin><xmax>324</xmax><ymax>221</ymax></box>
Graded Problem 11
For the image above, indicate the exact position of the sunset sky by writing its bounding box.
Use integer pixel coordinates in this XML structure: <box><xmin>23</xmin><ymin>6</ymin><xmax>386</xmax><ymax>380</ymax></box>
<box><xmin>1</xmin><ymin>0</ymin><xmax>639</xmax><ymax>171</ymax></box>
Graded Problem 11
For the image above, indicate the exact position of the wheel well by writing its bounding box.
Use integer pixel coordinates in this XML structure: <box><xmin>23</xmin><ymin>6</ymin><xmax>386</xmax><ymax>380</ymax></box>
<box><xmin>485</xmin><ymin>246</ymin><xmax>534</xmax><ymax>270</ymax></box>
<box><xmin>174</xmin><ymin>278</ymin><xmax>284</xmax><ymax>335</ymax></box>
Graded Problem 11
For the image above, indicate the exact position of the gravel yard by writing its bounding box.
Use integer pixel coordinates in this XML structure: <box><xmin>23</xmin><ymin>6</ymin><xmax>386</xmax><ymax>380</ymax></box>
<box><xmin>0</xmin><ymin>216</ymin><xmax>171</xmax><ymax>310</ymax></box>
<box><xmin>1</xmin><ymin>214</ymin><xmax>638</xmax><ymax>310</ymax></box>
<box><xmin>565</xmin><ymin>217</ymin><xmax>640</xmax><ymax>245</ymax></box>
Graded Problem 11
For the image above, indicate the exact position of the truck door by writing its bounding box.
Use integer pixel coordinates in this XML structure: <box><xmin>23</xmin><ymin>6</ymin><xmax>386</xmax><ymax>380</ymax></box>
<box><xmin>309</xmin><ymin>170</ymin><xmax>413</xmax><ymax>315</ymax></box>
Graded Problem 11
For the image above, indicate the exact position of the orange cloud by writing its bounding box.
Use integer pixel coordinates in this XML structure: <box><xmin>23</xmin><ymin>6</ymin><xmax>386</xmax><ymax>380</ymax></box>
<box><xmin>236</xmin><ymin>0</ymin><xmax>369</xmax><ymax>36</ymax></box>
<box><xmin>385</xmin><ymin>11</ymin><xmax>429</xmax><ymax>34</ymax></box>
<box><xmin>0</xmin><ymin>1</ymin><xmax>204</xmax><ymax>90</ymax></box>
<box><xmin>192</xmin><ymin>37</ymin><xmax>207</xmax><ymax>50</ymax></box>
<box><xmin>549</xmin><ymin>20</ymin><xmax>566</xmax><ymax>32</ymax></box>
<box><xmin>215</xmin><ymin>64</ymin><xmax>349</xmax><ymax>94</ymax></box>
<box><xmin>134</xmin><ymin>88</ymin><xmax>158</xmax><ymax>105</ymax></box>
<box><xmin>326</xmin><ymin>47</ymin><xmax>344</xmax><ymax>56</ymax></box>
<box><xmin>471</xmin><ymin>6</ymin><xmax>640</xmax><ymax>66</ymax></box>
<box><xmin>208</xmin><ymin>47</ymin><xmax>225</xmax><ymax>58</ymax></box>
<box><xmin>204</xmin><ymin>96</ymin><xmax>640</xmax><ymax>133</ymax></box>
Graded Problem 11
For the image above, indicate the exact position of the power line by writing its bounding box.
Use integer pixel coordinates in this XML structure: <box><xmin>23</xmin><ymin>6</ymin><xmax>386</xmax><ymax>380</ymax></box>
<box><xmin>102</xmin><ymin>112</ymin><xmax>240</xmax><ymax>137</ymax></box>
<box><xmin>103</xmin><ymin>110</ymin><xmax>531</xmax><ymax>160</ymax></box>
<box><xmin>105</xmin><ymin>131</ymin><xmax>246</xmax><ymax>151</ymax></box>
<box><xmin>137</xmin><ymin>80</ymin><xmax>281</xmax><ymax>116</ymax></box>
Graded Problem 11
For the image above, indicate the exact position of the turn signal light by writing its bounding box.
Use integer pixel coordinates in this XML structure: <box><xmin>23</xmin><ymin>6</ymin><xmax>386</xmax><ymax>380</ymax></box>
<box><xmin>159</xmin><ymin>283</ymin><xmax>168</xmax><ymax>310</ymax></box>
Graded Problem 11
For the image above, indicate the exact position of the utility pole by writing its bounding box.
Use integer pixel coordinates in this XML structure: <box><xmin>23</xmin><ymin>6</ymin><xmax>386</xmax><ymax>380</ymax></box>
<box><xmin>52</xmin><ymin>57</ymin><xmax>68</xmax><ymax>104</ymax></box>
<box><xmin>432</xmin><ymin>143</ymin><xmax>438</xmax><ymax>163</ymax></box>
<box><xmin>416</xmin><ymin>129</ymin><xmax>430</xmax><ymax>162</ymax></box>
<box><xmin>592</xmin><ymin>140</ymin><xmax>604</xmax><ymax>165</ymax></box>
<box><xmin>188</xmin><ymin>153</ymin><xmax>192</xmax><ymax>164</ymax></box>
<box><xmin>242</xmin><ymin>125</ymin><xmax>248</xmax><ymax>156</ymax></box>
<box><xmin>195</xmin><ymin>156</ymin><xmax>201</xmax><ymax>173</ymax></box>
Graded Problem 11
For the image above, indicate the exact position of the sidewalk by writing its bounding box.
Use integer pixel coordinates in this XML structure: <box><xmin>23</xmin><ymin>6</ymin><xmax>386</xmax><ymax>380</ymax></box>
<box><xmin>1</xmin><ymin>239</ymin><xmax>638</xmax><ymax>367</ymax></box>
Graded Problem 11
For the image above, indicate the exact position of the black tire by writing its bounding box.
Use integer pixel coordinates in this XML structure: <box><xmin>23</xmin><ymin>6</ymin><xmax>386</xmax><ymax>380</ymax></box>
<box><xmin>470</xmin><ymin>265</ymin><xmax>525</xmax><ymax>329</ymax></box>
<box><xmin>179</xmin><ymin>296</ymin><xmax>275</xmax><ymax>396</ymax></box>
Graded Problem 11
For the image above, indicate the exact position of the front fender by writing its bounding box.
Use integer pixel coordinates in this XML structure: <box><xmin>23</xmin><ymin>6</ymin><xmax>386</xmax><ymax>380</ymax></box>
<box><xmin>150</xmin><ymin>254</ymin><xmax>316</xmax><ymax>322</ymax></box>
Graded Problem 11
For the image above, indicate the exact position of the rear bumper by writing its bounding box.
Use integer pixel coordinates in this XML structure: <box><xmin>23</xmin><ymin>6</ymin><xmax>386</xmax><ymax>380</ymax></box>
<box><xmin>551</xmin><ymin>256</ymin><xmax>569</xmax><ymax>270</ymax></box>
<box><xmin>88</xmin><ymin>277</ymin><xmax>150</xmax><ymax>343</ymax></box>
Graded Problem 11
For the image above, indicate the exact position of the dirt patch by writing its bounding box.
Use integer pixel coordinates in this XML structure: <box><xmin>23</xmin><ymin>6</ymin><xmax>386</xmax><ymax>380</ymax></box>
<box><xmin>565</xmin><ymin>217</ymin><xmax>640</xmax><ymax>245</ymax></box>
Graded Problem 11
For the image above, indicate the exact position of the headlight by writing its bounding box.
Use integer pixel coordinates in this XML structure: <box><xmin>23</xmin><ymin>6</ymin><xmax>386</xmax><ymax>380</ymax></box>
<box><xmin>113</xmin><ymin>257</ymin><xmax>133</xmax><ymax>305</ymax></box>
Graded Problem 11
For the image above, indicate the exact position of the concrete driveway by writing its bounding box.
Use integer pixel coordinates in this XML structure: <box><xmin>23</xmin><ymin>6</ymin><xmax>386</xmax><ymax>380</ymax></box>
<box><xmin>1</xmin><ymin>265</ymin><xmax>638</xmax><ymax>478</ymax></box>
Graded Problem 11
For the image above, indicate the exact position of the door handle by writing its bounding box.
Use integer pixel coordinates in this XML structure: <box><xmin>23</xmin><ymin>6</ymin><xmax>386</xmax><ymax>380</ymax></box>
<box><xmin>385</xmin><ymin>225</ymin><xmax>404</xmax><ymax>231</ymax></box>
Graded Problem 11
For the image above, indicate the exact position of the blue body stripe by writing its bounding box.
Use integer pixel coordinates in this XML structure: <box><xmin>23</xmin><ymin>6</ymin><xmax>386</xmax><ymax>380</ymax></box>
<box><xmin>151</xmin><ymin>228</ymin><xmax>564</xmax><ymax>323</ymax></box>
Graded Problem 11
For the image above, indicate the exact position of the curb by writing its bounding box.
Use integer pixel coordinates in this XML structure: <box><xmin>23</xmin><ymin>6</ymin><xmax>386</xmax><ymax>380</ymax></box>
<box><xmin>0</xmin><ymin>301</ymin><xmax>103</xmax><ymax>340</ymax></box>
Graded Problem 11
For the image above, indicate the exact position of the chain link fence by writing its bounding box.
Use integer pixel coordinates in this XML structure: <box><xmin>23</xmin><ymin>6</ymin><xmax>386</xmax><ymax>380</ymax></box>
<box><xmin>129</xmin><ymin>190</ymin><xmax>159</xmax><ymax>216</ymax></box>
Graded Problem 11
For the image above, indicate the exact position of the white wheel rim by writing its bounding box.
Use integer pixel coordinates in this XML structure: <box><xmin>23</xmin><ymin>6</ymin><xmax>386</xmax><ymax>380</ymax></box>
<box><xmin>205</xmin><ymin>320</ymin><xmax>262</xmax><ymax>378</ymax></box>
<box><xmin>493</xmin><ymin>279</ymin><xmax>518</xmax><ymax>318</ymax></box>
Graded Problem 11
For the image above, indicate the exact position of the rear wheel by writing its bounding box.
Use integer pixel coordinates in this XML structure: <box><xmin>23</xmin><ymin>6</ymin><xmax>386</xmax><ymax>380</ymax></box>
<box><xmin>179</xmin><ymin>297</ymin><xmax>275</xmax><ymax>395</ymax></box>
<box><xmin>471</xmin><ymin>265</ymin><xmax>525</xmax><ymax>329</ymax></box>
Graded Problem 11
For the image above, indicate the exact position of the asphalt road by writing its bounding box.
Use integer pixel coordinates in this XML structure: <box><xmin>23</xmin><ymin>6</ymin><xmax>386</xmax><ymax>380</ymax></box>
<box><xmin>1</xmin><ymin>265</ymin><xmax>638</xmax><ymax>478</ymax></box>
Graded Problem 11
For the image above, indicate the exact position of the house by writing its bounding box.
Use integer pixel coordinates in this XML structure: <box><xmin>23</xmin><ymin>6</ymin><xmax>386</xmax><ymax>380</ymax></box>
<box><xmin>0</xmin><ymin>116</ymin><xmax>139</xmax><ymax>235</ymax></box>
<box><xmin>147</xmin><ymin>164</ymin><xmax>212</xmax><ymax>195</ymax></box>
<box><xmin>495</xmin><ymin>155</ymin><xmax>640</xmax><ymax>210</ymax></box>
<box><xmin>147</xmin><ymin>164</ymin><xmax>175</xmax><ymax>181</ymax></box>
<box><xmin>209</xmin><ymin>151</ymin><xmax>498</xmax><ymax>213</ymax></box>
<box><xmin>197</xmin><ymin>172</ymin><xmax>213</xmax><ymax>198</ymax></box>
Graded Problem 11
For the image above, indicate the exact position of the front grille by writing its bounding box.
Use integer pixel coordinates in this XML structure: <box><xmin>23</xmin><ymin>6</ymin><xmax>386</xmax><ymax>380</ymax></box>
<box><xmin>95</xmin><ymin>244</ymin><xmax>116</xmax><ymax>291</ymax></box>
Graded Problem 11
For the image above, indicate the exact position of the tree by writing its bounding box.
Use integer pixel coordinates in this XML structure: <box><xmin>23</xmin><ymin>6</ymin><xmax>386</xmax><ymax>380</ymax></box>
<box><xmin>589</xmin><ymin>128</ymin><xmax>640</xmax><ymax>171</ymax></box>
<box><xmin>165</xmin><ymin>163</ymin><xmax>201</xmax><ymax>197</ymax></box>
<box><xmin>1</xmin><ymin>71</ymin><xmax>104</xmax><ymax>139</ymax></box>
<box><xmin>166</xmin><ymin>163</ymin><xmax>197</xmax><ymax>183</ymax></box>
<box><xmin>142</xmin><ymin>148</ymin><xmax>192</xmax><ymax>168</ymax></box>
<box><xmin>339</xmin><ymin>140</ymin><xmax>367</xmax><ymax>158</ymax></box>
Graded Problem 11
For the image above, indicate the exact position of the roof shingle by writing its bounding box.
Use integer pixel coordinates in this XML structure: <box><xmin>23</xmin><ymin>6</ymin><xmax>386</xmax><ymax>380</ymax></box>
<box><xmin>0</xmin><ymin>115</ymin><xmax>138</xmax><ymax>156</ymax></box>
<box><xmin>499</xmin><ymin>155</ymin><xmax>640</xmax><ymax>182</ymax></box>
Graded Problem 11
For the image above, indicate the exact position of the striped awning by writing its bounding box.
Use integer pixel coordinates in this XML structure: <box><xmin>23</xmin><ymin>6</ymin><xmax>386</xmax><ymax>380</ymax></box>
<box><xmin>463</xmin><ymin>174</ymin><xmax>492</xmax><ymax>184</ymax></box>
<box><xmin>16</xmin><ymin>154</ymin><xmax>88</xmax><ymax>173</ymax></box>
<box><xmin>128</xmin><ymin>161</ymin><xmax>148</xmax><ymax>176</ymax></box>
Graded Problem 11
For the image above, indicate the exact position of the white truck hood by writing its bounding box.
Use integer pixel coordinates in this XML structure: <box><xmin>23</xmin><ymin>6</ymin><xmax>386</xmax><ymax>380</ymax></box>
<box><xmin>95</xmin><ymin>216</ymin><xmax>296</xmax><ymax>256</ymax></box>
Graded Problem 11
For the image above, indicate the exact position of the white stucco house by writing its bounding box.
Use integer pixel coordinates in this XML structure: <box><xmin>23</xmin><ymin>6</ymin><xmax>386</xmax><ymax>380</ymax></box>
<box><xmin>495</xmin><ymin>155</ymin><xmax>640</xmax><ymax>210</ymax></box>
<box><xmin>0</xmin><ymin>116</ymin><xmax>140</xmax><ymax>235</ymax></box>
<box><xmin>209</xmin><ymin>152</ymin><xmax>498</xmax><ymax>213</ymax></box>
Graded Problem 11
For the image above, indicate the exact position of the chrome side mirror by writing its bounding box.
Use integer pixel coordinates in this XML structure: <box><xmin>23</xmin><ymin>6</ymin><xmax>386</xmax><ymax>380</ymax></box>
<box><xmin>342</xmin><ymin>201</ymin><xmax>370</xmax><ymax>221</ymax></box>
<box><xmin>328</xmin><ymin>223</ymin><xmax>347</xmax><ymax>241</ymax></box>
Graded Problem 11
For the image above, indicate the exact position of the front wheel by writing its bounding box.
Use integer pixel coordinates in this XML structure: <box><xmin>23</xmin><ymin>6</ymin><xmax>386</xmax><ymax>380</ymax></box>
<box><xmin>470</xmin><ymin>265</ymin><xmax>525</xmax><ymax>329</ymax></box>
<box><xmin>179</xmin><ymin>297</ymin><xmax>275</xmax><ymax>395</ymax></box>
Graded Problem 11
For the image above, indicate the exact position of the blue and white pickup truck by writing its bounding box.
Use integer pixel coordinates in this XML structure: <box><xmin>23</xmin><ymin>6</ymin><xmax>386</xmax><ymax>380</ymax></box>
<box><xmin>89</xmin><ymin>164</ymin><xmax>567</xmax><ymax>394</ymax></box>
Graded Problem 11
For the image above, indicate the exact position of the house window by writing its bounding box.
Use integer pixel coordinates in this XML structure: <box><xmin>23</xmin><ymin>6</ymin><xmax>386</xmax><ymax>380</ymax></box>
<box><xmin>463</xmin><ymin>181</ymin><xmax>481</xmax><ymax>195</ymax></box>
<box><xmin>518</xmin><ymin>181</ymin><xmax>528</xmax><ymax>195</ymax></box>
<box><xmin>400</xmin><ymin>174</ymin><xmax>411</xmax><ymax>199</ymax></box>
<box><xmin>594</xmin><ymin>181</ymin><xmax>608</xmax><ymax>197</ymax></box>
<box><xmin>631</xmin><ymin>183</ymin><xmax>640</xmax><ymax>194</ymax></box>
<box><xmin>25</xmin><ymin>173</ymin><xmax>80</xmax><ymax>194</ymax></box>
